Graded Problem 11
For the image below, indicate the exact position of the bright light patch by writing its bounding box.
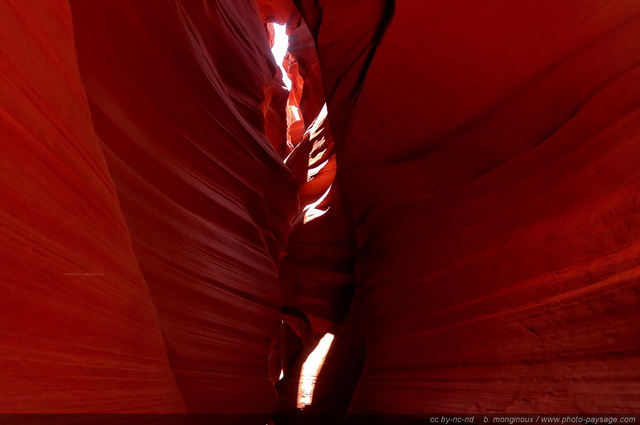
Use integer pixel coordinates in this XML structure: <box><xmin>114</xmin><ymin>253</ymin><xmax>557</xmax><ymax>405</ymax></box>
<box><xmin>297</xmin><ymin>333</ymin><xmax>335</xmax><ymax>409</ymax></box>
<box><xmin>302</xmin><ymin>185</ymin><xmax>331</xmax><ymax>224</ymax></box>
<box><xmin>270</xmin><ymin>23</ymin><xmax>292</xmax><ymax>90</ymax></box>
<box><xmin>290</xmin><ymin>104</ymin><xmax>301</xmax><ymax>121</ymax></box>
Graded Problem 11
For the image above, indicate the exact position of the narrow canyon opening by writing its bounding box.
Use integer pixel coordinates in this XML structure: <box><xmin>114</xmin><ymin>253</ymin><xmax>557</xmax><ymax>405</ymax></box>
<box><xmin>270</xmin><ymin>23</ymin><xmax>291</xmax><ymax>90</ymax></box>
<box><xmin>1</xmin><ymin>0</ymin><xmax>639</xmax><ymax>423</ymax></box>
<box><xmin>265</xmin><ymin>13</ymin><xmax>346</xmax><ymax>418</ymax></box>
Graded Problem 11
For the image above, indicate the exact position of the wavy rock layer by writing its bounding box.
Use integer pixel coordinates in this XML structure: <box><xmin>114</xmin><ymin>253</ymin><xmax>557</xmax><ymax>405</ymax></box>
<box><xmin>295</xmin><ymin>0</ymin><xmax>640</xmax><ymax>415</ymax></box>
<box><xmin>69</xmin><ymin>0</ymin><xmax>299</xmax><ymax>414</ymax></box>
<box><xmin>3</xmin><ymin>0</ymin><xmax>640</xmax><ymax>418</ymax></box>
<box><xmin>0</xmin><ymin>0</ymin><xmax>184</xmax><ymax>412</ymax></box>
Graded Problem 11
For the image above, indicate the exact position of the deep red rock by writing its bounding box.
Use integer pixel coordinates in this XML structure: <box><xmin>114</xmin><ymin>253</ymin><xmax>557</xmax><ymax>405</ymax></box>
<box><xmin>3</xmin><ymin>0</ymin><xmax>640</xmax><ymax>418</ymax></box>
<box><xmin>0</xmin><ymin>0</ymin><xmax>183</xmax><ymax>412</ymax></box>
<box><xmin>258</xmin><ymin>0</ymin><xmax>292</xmax><ymax>24</ymax></box>
<box><xmin>286</xmin><ymin>11</ymin><xmax>325</xmax><ymax>131</ymax></box>
<box><xmin>294</xmin><ymin>0</ymin><xmax>640</xmax><ymax>415</ymax></box>
<box><xmin>69</xmin><ymin>0</ymin><xmax>299</xmax><ymax>414</ymax></box>
<box><xmin>265</xmin><ymin>73</ymin><xmax>291</xmax><ymax>158</ymax></box>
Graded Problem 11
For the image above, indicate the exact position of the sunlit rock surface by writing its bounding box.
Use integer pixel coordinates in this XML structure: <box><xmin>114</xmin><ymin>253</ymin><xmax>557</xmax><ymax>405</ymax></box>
<box><xmin>265</xmin><ymin>7</ymin><xmax>366</xmax><ymax>415</ymax></box>
<box><xmin>276</xmin><ymin>106</ymin><xmax>362</xmax><ymax>416</ymax></box>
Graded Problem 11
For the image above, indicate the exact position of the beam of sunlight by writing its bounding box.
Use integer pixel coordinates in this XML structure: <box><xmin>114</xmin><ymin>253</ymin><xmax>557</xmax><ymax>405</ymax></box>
<box><xmin>302</xmin><ymin>184</ymin><xmax>332</xmax><ymax>224</ymax></box>
<box><xmin>308</xmin><ymin>104</ymin><xmax>328</xmax><ymax>141</ymax></box>
<box><xmin>297</xmin><ymin>333</ymin><xmax>335</xmax><ymax>409</ymax></box>
<box><xmin>270</xmin><ymin>23</ymin><xmax>292</xmax><ymax>90</ymax></box>
<box><xmin>290</xmin><ymin>104</ymin><xmax>301</xmax><ymax>121</ymax></box>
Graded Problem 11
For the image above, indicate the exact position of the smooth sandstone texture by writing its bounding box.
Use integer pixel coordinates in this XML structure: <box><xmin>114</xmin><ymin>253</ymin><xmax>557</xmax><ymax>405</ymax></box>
<box><xmin>293</xmin><ymin>0</ymin><xmax>640</xmax><ymax>415</ymax></box>
<box><xmin>69</xmin><ymin>0</ymin><xmax>298</xmax><ymax>414</ymax></box>
<box><xmin>2</xmin><ymin>0</ymin><xmax>640</xmax><ymax>418</ymax></box>
<box><xmin>0</xmin><ymin>0</ymin><xmax>184</xmax><ymax>412</ymax></box>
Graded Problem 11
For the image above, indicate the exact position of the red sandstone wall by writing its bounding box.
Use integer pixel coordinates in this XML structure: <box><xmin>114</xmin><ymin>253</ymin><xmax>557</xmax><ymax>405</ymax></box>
<box><xmin>1</xmin><ymin>0</ymin><xmax>299</xmax><ymax>416</ymax></box>
<box><xmin>69</xmin><ymin>0</ymin><xmax>298</xmax><ymax>414</ymax></box>
<box><xmin>293</xmin><ymin>0</ymin><xmax>640</xmax><ymax>415</ymax></box>
<box><xmin>0</xmin><ymin>0</ymin><xmax>184</xmax><ymax>412</ymax></box>
<box><xmin>3</xmin><ymin>0</ymin><xmax>640</xmax><ymax>418</ymax></box>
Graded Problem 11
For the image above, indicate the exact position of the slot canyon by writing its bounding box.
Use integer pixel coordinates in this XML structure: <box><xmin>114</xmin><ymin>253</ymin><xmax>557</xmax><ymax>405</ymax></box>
<box><xmin>1</xmin><ymin>0</ymin><xmax>639</xmax><ymax>423</ymax></box>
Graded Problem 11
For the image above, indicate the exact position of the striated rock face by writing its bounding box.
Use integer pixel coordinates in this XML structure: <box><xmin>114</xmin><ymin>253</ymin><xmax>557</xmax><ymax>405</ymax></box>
<box><xmin>293</xmin><ymin>0</ymin><xmax>640</xmax><ymax>415</ymax></box>
<box><xmin>2</xmin><ymin>0</ymin><xmax>298</xmax><ymax>416</ymax></box>
<box><xmin>0</xmin><ymin>0</ymin><xmax>184</xmax><ymax>412</ymax></box>
<box><xmin>69</xmin><ymin>0</ymin><xmax>298</xmax><ymax>414</ymax></box>
<box><xmin>2</xmin><ymin>0</ymin><xmax>640</xmax><ymax>419</ymax></box>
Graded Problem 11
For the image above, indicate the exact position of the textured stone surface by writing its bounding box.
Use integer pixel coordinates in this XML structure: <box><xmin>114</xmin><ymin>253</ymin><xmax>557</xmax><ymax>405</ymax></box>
<box><xmin>69</xmin><ymin>0</ymin><xmax>298</xmax><ymax>414</ymax></box>
<box><xmin>0</xmin><ymin>0</ymin><xmax>184</xmax><ymax>412</ymax></box>
<box><xmin>2</xmin><ymin>0</ymin><xmax>640</xmax><ymax>418</ymax></box>
<box><xmin>294</xmin><ymin>0</ymin><xmax>640</xmax><ymax>415</ymax></box>
<box><xmin>1</xmin><ymin>0</ymin><xmax>299</xmax><ymax>416</ymax></box>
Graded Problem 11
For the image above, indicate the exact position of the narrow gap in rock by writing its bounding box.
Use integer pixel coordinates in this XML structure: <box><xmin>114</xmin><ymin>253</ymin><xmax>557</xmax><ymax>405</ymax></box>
<box><xmin>270</xmin><ymin>23</ymin><xmax>292</xmax><ymax>90</ymax></box>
